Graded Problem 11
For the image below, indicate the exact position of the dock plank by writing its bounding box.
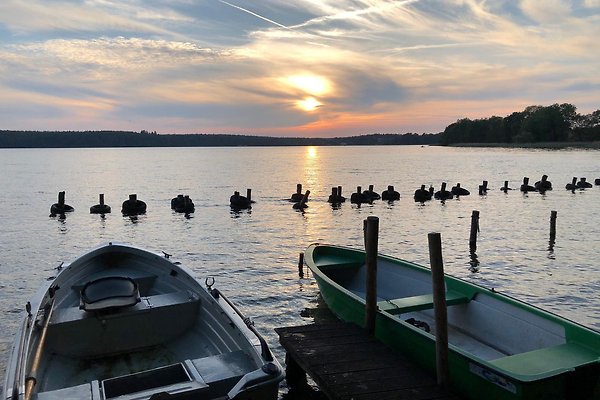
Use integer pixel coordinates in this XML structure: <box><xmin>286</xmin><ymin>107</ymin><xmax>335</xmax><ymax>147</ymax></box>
<box><xmin>276</xmin><ymin>323</ymin><xmax>463</xmax><ymax>400</ymax></box>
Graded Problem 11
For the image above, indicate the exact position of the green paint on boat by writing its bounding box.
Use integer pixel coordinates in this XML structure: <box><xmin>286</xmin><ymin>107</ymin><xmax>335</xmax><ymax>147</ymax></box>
<box><xmin>305</xmin><ymin>243</ymin><xmax>600</xmax><ymax>400</ymax></box>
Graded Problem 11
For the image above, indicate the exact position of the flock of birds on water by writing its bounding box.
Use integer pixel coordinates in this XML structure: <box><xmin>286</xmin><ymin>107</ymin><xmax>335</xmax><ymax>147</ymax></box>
<box><xmin>48</xmin><ymin>175</ymin><xmax>600</xmax><ymax>217</ymax></box>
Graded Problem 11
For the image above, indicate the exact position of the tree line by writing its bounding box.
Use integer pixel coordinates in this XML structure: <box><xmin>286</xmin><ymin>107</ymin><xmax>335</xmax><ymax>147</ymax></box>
<box><xmin>0</xmin><ymin>131</ymin><xmax>439</xmax><ymax>148</ymax></box>
<box><xmin>440</xmin><ymin>103</ymin><xmax>600</xmax><ymax>145</ymax></box>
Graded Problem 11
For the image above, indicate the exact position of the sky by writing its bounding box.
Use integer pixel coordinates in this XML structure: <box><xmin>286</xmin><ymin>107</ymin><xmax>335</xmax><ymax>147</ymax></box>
<box><xmin>1</xmin><ymin>0</ymin><xmax>600</xmax><ymax>137</ymax></box>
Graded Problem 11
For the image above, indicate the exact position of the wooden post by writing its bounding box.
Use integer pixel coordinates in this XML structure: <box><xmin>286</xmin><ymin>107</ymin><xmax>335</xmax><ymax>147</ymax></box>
<box><xmin>469</xmin><ymin>210</ymin><xmax>480</xmax><ymax>250</ymax></box>
<box><xmin>300</xmin><ymin>190</ymin><xmax>310</xmax><ymax>206</ymax></box>
<box><xmin>246</xmin><ymin>189</ymin><xmax>252</xmax><ymax>203</ymax></box>
<box><xmin>298</xmin><ymin>252</ymin><xmax>304</xmax><ymax>278</ymax></box>
<box><xmin>502</xmin><ymin>181</ymin><xmax>509</xmax><ymax>193</ymax></box>
<box><xmin>337</xmin><ymin>186</ymin><xmax>343</xmax><ymax>197</ymax></box>
<box><xmin>428</xmin><ymin>232</ymin><xmax>449</xmax><ymax>387</ymax></box>
<box><xmin>58</xmin><ymin>191</ymin><xmax>65</xmax><ymax>206</ymax></box>
<box><xmin>296</xmin><ymin>183</ymin><xmax>302</xmax><ymax>195</ymax></box>
<box><xmin>550</xmin><ymin>210</ymin><xmax>557</xmax><ymax>242</ymax></box>
<box><xmin>129</xmin><ymin>194</ymin><xmax>137</xmax><ymax>205</ymax></box>
<box><xmin>364</xmin><ymin>216</ymin><xmax>379</xmax><ymax>335</ymax></box>
<box><xmin>99</xmin><ymin>194</ymin><xmax>105</xmax><ymax>206</ymax></box>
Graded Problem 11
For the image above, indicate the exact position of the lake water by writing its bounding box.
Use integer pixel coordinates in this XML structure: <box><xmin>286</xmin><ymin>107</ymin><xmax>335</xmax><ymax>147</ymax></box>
<box><xmin>1</xmin><ymin>145</ymin><xmax>600</xmax><ymax>396</ymax></box>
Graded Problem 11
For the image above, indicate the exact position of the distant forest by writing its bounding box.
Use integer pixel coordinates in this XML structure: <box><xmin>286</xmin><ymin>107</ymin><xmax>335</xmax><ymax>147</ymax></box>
<box><xmin>0</xmin><ymin>131</ymin><xmax>439</xmax><ymax>148</ymax></box>
<box><xmin>440</xmin><ymin>103</ymin><xmax>600</xmax><ymax>145</ymax></box>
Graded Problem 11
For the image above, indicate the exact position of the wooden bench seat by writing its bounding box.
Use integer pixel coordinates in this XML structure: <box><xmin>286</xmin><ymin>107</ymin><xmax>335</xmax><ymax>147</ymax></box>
<box><xmin>377</xmin><ymin>290</ymin><xmax>470</xmax><ymax>314</ymax></box>
<box><xmin>488</xmin><ymin>343</ymin><xmax>600</xmax><ymax>379</ymax></box>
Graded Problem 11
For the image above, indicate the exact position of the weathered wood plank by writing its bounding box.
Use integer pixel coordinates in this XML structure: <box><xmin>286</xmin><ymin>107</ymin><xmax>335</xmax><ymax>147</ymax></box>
<box><xmin>277</xmin><ymin>323</ymin><xmax>463</xmax><ymax>400</ymax></box>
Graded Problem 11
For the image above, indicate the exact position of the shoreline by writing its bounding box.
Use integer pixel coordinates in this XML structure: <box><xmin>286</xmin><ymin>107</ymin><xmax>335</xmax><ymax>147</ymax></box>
<box><xmin>446</xmin><ymin>141</ymin><xmax>600</xmax><ymax>149</ymax></box>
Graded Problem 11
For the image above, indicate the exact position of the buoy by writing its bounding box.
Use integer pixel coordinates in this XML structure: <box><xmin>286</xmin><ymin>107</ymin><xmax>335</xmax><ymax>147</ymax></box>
<box><xmin>50</xmin><ymin>191</ymin><xmax>74</xmax><ymax>215</ymax></box>
<box><xmin>290</xmin><ymin>184</ymin><xmax>304</xmax><ymax>202</ymax></box>
<box><xmin>577</xmin><ymin>177</ymin><xmax>592</xmax><ymax>189</ymax></box>
<box><xmin>451</xmin><ymin>183</ymin><xmax>470</xmax><ymax>196</ymax></box>
<box><xmin>172</xmin><ymin>194</ymin><xmax>195</xmax><ymax>213</ymax></box>
<box><xmin>362</xmin><ymin>185</ymin><xmax>381</xmax><ymax>202</ymax></box>
<box><xmin>230</xmin><ymin>189</ymin><xmax>253</xmax><ymax>209</ymax></box>
<box><xmin>381</xmin><ymin>185</ymin><xmax>400</xmax><ymax>201</ymax></box>
<box><xmin>414</xmin><ymin>185</ymin><xmax>432</xmax><ymax>202</ymax></box>
<box><xmin>90</xmin><ymin>194</ymin><xmax>111</xmax><ymax>214</ymax></box>
<box><xmin>520</xmin><ymin>177</ymin><xmax>536</xmax><ymax>192</ymax></box>
<box><xmin>293</xmin><ymin>190</ymin><xmax>310</xmax><ymax>209</ymax></box>
<box><xmin>534</xmin><ymin>175</ymin><xmax>552</xmax><ymax>192</ymax></box>
<box><xmin>565</xmin><ymin>177</ymin><xmax>578</xmax><ymax>191</ymax></box>
<box><xmin>350</xmin><ymin>186</ymin><xmax>369</xmax><ymax>204</ymax></box>
<box><xmin>121</xmin><ymin>194</ymin><xmax>147</xmax><ymax>215</ymax></box>
<box><xmin>434</xmin><ymin>182</ymin><xmax>453</xmax><ymax>200</ymax></box>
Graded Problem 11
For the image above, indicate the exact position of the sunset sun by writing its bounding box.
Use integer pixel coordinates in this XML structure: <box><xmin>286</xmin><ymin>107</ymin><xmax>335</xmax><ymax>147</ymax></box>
<box><xmin>298</xmin><ymin>97</ymin><xmax>322</xmax><ymax>111</ymax></box>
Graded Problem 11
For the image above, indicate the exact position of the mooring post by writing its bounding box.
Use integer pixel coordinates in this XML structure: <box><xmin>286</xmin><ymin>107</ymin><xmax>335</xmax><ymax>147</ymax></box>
<box><xmin>246</xmin><ymin>189</ymin><xmax>252</xmax><ymax>204</ymax></box>
<box><xmin>298</xmin><ymin>252</ymin><xmax>304</xmax><ymax>278</ymax></box>
<box><xmin>550</xmin><ymin>210</ymin><xmax>557</xmax><ymax>242</ymax></box>
<box><xmin>58</xmin><ymin>191</ymin><xmax>65</xmax><ymax>207</ymax></box>
<box><xmin>129</xmin><ymin>194</ymin><xmax>137</xmax><ymax>205</ymax></box>
<box><xmin>502</xmin><ymin>180</ymin><xmax>509</xmax><ymax>193</ymax></box>
<box><xmin>296</xmin><ymin>183</ymin><xmax>302</xmax><ymax>195</ymax></box>
<box><xmin>364</xmin><ymin>216</ymin><xmax>379</xmax><ymax>335</ymax></box>
<box><xmin>99</xmin><ymin>194</ymin><xmax>105</xmax><ymax>206</ymax></box>
<box><xmin>469</xmin><ymin>210</ymin><xmax>480</xmax><ymax>250</ymax></box>
<box><xmin>300</xmin><ymin>190</ymin><xmax>310</xmax><ymax>206</ymax></box>
<box><xmin>338</xmin><ymin>186</ymin><xmax>343</xmax><ymax>198</ymax></box>
<box><xmin>428</xmin><ymin>232</ymin><xmax>449</xmax><ymax>388</ymax></box>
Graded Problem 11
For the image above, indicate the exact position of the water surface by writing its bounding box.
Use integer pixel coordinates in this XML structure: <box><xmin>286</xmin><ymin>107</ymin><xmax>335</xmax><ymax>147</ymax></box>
<box><xmin>1</xmin><ymin>145</ymin><xmax>599</xmax><ymax>394</ymax></box>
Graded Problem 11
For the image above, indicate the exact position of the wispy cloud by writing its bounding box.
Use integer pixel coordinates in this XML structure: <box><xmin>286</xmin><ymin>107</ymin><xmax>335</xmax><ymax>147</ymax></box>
<box><xmin>0</xmin><ymin>0</ymin><xmax>599</xmax><ymax>136</ymax></box>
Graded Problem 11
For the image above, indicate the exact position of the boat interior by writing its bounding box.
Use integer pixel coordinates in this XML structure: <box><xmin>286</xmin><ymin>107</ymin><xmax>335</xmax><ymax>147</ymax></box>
<box><xmin>317</xmin><ymin>254</ymin><xmax>600</xmax><ymax>378</ymax></box>
<box><xmin>29</xmin><ymin>249</ymin><xmax>268</xmax><ymax>399</ymax></box>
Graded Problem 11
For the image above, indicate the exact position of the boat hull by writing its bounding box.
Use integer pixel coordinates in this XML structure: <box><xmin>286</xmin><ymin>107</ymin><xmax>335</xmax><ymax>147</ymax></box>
<box><xmin>3</xmin><ymin>242</ymin><xmax>283</xmax><ymax>400</ymax></box>
<box><xmin>306</xmin><ymin>243</ymin><xmax>600</xmax><ymax>400</ymax></box>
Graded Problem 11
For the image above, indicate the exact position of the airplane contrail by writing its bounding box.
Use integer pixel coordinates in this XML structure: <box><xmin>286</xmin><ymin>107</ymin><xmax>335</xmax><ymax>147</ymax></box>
<box><xmin>218</xmin><ymin>0</ymin><xmax>292</xmax><ymax>30</ymax></box>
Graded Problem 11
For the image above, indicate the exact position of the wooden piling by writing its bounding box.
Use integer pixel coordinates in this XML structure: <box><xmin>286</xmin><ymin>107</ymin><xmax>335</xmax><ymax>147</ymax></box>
<box><xmin>338</xmin><ymin>186</ymin><xmax>343</xmax><ymax>197</ymax></box>
<box><xmin>469</xmin><ymin>210</ymin><xmax>480</xmax><ymax>250</ymax></box>
<box><xmin>293</xmin><ymin>190</ymin><xmax>310</xmax><ymax>209</ymax></box>
<box><xmin>364</xmin><ymin>216</ymin><xmax>379</xmax><ymax>335</ymax></box>
<box><xmin>246</xmin><ymin>188</ymin><xmax>252</xmax><ymax>203</ymax></box>
<box><xmin>428</xmin><ymin>232</ymin><xmax>449</xmax><ymax>388</ymax></box>
<box><xmin>296</xmin><ymin>183</ymin><xmax>302</xmax><ymax>195</ymax></box>
<box><xmin>298</xmin><ymin>252</ymin><xmax>304</xmax><ymax>278</ymax></box>
<box><xmin>502</xmin><ymin>181</ymin><xmax>509</xmax><ymax>193</ymax></box>
<box><xmin>58</xmin><ymin>191</ymin><xmax>65</xmax><ymax>206</ymax></box>
<box><xmin>99</xmin><ymin>194</ymin><xmax>105</xmax><ymax>205</ymax></box>
<box><xmin>550</xmin><ymin>210</ymin><xmax>557</xmax><ymax>242</ymax></box>
<box><xmin>129</xmin><ymin>194</ymin><xmax>137</xmax><ymax>205</ymax></box>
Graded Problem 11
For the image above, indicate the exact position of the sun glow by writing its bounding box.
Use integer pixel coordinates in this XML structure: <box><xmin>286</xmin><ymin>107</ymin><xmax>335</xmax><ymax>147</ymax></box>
<box><xmin>285</xmin><ymin>75</ymin><xmax>329</xmax><ymax>96</ymax></box>
<box><xmin>297</xmin><ymin>97</ymin><xmax>322</xmax><ymax>111</ymax></box>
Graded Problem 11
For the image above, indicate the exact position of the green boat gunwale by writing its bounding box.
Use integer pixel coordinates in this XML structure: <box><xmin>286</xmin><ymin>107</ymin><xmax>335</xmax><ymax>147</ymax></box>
<box><xmin>305</xmin><ymin>243</ymin><xmax>600</xmax><ymax>385</ymax></box>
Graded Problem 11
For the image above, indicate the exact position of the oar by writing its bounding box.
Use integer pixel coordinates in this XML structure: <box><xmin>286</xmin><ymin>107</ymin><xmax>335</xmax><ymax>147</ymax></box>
<box><xmin>24</xmin><ymin>294</ymin><xmax>56</xmax><ymax>400</ymax></box>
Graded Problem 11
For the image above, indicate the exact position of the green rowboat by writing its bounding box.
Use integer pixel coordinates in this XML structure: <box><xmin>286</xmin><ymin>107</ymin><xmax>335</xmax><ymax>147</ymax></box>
<box><xmin>305</xmin><ymin>243</ymin><xmax>600</xmax><ymax>400</ymax></box>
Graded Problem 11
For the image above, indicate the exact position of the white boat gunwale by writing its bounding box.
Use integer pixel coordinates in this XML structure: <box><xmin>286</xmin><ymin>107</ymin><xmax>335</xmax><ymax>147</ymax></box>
<box><xmin>3</xmin><ymin>242</ymin><xmax>283</xmax><ymax>400</ymax></box>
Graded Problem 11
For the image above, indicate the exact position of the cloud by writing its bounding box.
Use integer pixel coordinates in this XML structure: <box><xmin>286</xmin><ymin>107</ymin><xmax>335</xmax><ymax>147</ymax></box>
<box><xmin>0</xmin><ymin>0</ymin><xmax>599</xmax><ymax>135</ymax></box>
<box><xmin>519</xmin><ymin>0</ymin><xmax>572</xmax><ymax>23</ymax></box>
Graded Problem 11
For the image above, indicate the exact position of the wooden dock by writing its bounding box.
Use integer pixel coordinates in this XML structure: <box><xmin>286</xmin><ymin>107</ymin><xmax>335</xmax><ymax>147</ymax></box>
<box><xmin>276</xmin><ymin>322</ymin><xmax>463</xmax><ymax>400</ymax></box>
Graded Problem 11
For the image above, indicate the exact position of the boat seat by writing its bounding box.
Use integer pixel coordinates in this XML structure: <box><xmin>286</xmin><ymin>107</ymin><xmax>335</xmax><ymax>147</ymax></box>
<box><xmin>36</xmin><ymin>383</ymin><xmax>93</xmax><ymax>400</ymax></box>
<box><xmin>47</xmin><ymin>291</ymin><xmax>200</xmax><ymax>357</ymax></box>
<box><xmin>191</xmin><ymin>351</ymin><xmax>256</xmax><ymax>394</ymax></box>
<box><xmin>80</xmin><ymin>276</ymin><xmax>141</xmax><ymax>312</ymax></box>
<box><xmin>488</xmin><ymin>343</ymin><xmax>600</xmax><ymax>379</ymax></box>
<box><xmin>378</xmin><ymin>290</ymin><xmax>470</xmax><ymax>314</ymax></box>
